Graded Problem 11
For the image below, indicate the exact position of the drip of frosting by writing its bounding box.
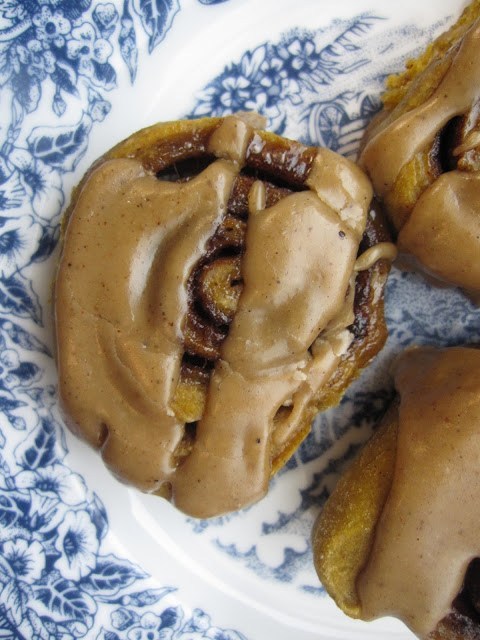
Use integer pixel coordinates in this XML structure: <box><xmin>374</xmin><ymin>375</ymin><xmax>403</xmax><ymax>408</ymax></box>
<box><xmin>398</xmin><ymin>171</ymin><xmax>480</xmax><ymax>292</ymax></box>
<box><xmin>360</xmin><ymin>18</ymin><xmax>480</xmax><ymax>292</ymax></box>
<box><xmin>55</xmin><ymin>114</ymin><xmax>391</xmax><ymax>517</ymax></box>
<box><xmin>357</xmin><ymin>346</ymin><xmax>480</xmax><ymax>638</ymax></box>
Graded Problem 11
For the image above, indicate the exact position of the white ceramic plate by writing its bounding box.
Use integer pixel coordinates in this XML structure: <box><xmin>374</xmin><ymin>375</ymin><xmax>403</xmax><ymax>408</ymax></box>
<box><xmin>1</xmin><ymin>0</ymin><xmax>479</xmax><ymax>638</ymax></box>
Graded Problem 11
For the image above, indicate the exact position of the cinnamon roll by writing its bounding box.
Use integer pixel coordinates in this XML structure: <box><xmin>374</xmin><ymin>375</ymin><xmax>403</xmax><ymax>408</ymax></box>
<box><xmin>312</xmin><ymin>345</ymin><xmax>480</xmax><ymax>640</ymax></box>
<box><xmin>360</xmin><ymin>0</ymin><xmax>480</xmax><ymax>297</ymax></box>
<box><xmin>54</xmin><ymin>113</ymin><xmax>395</xmax><ymax>518</ymax></box>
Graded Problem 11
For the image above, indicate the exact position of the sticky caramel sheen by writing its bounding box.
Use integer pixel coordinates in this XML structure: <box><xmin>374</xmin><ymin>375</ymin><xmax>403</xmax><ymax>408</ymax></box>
<box><xmin>360</xmin><ymin>19</ymin><xmax>480</xmax><ymax>293</ymax></box>
<box><xmin>56</xmin><ymin>115</ymin><xmax>383</xmax><ymax>518</ymax></box>
<box><xmin>357</xmin><ymin>346</ymin><xmax>480</xmax><ymax>638</ymax></box>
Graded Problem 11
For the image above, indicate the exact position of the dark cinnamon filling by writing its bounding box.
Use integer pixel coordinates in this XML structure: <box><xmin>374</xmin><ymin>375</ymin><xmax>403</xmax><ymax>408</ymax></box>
<box><xmin>431</xmin><ymin>558</ymin><xmax>480</xmax><ymax>639</ymax></box>
<box><xmin>127</xmin><ymin>122</ymin><xmax>391</xmax><ymax>469</ymax></box>
<box><xmin>455</xmin><ymin>558</ymin><xmax>480</xmax><ymax>624</ymax></box>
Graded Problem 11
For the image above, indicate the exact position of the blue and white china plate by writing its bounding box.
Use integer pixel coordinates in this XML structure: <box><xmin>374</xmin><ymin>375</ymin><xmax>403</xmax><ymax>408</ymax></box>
<box><xmin>1</xmin><ymin>0</ymin><xmax>478</xmax><ymax>638</ymax></box>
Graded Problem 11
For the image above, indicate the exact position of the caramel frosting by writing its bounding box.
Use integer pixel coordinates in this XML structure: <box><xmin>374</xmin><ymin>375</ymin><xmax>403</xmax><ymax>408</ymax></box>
<box><xmin>360</xmin><ymin>17</ymin><xmax>480</xmax><ymax>293</ymax></box>
<box><xmin>357</xmin><ymin>346</ymin><xmax>480</xmax><ymax>638</ymax></box>
<box><xmin>55</xmin><ymin>114</ymin><xmax>393</xmax><ymax>518</ymax></box>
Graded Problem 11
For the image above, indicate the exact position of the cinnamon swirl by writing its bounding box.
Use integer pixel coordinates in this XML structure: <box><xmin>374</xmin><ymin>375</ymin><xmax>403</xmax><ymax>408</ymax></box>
<box><xmin>55</xmin><ymin>113</ymin><xmax>395</xmax><ymax>518</ymax></box>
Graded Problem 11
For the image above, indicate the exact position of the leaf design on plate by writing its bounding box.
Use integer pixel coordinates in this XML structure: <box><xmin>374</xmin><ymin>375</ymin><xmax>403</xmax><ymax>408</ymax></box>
<box><xmin>1</xmin><ymin>579</ymin><xmax>31</xmax><ymax>629</ymax></box>
<box><xmin>119</xmin><ymin>586</ymin><xmax>176</xmax><ymax>607</ymax></box>
<box><xmin>52</xmin><ymin>92</ymin><xmax>67</xmax><ymax>118</ymax></box>
<box><xmin>91</xmin><ymin>60</ymin><xmax>117</xmax><ymax>90</ymax></box>
<box><xmin>0</xmin><ymin>606</ymin><xmax>23</xmax><ymax>640</ymax></box>
<box><xmin>10</xmin><ymin>74</ymin><xmax>41</xmax><ymax>115</ymax></box>
<box><xmin>16</xmin><ymin>417</ymin><xmax>58</xmax><ymax>470</ymax></box>
<box><xmin>51</xmin><ymin>61</ymin><xmax>79</xmax><ymax>99</ymax></box>
<box><xmin>119</xmin><ymin>0</ymin><xmax>138</xmax><ymax>82</ymax></box>
<box><xmin>87</xmin><ymin>493</ymin><xmax>109</xmax><ymax>542</ymax></box>
<box><xmin>132</xmin><ymin>0</ymin><xmax>180</xmax><ymax>53</ymax></box>
<box><xmin>159</xmin><ymin>605</ymin><xmax>183</xmax><ymax>630</ymax></box>
<box><xmin>0</xmin><ymin>495</ymin><xmax>22</xmax><ymax>532</ymax></box>
<box><xmin>26</xmin><ymin>608</ymin><xmax>58</xmax><ymax>640</ymax></box>
<box><xmin>36</xmin><ymin>578</ymin><xmax>97</xmax><ymax>622</ymax></box>
<box><xmin>81</xmin><ymin>554</ymin><xmax>146</xmax><ymax>597</ymax></box>
<box><xmin>31</xmin><ymin>223</ymin><xmax>61</xmax><ymax>265</ymax></box>
<box><xmin>27</xmin><ymin>118</ymin><xmax>92</xmax><ymax>172</ymax></box>
<box><xmin>0</xmin><ymin>397</ymin><xmax>27</xmax><ymax>414</ymax></box>
<box><xmin>0</xmin><ymin>273</ymin><xmax>42</xmax><ymax>325</ymax></box>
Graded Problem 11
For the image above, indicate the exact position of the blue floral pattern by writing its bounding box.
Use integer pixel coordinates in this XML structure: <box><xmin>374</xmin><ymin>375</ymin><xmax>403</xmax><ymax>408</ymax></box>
<box><xmin>190</xmin><ymin>15</ymin><xmax>385</xmax><ymax>148</ymax></box>
<box><xmin>0</xmin><ymin>0</ymin><xmax>226</xmax><ymax>329</ymax></box>
<box><xmin>0</xmin><ymin>0</ymin><xmax>479</xmax><ymax>637</ymax></box>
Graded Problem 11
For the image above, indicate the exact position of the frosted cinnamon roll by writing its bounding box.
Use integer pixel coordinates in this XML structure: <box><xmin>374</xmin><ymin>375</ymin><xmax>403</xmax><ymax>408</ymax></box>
<box><xmin>312</xmin><ymin>345</ymin><xmax>480</xmax><ymax>640</ymax></box>
<box><xmin>54</xmin><ymin>113</ymin><xmax>395</xmax><ymax>518</ymax></box>
<box><xmin>360</xmin><ymin>0</ymin><xmax>480</xmax><ymax>297</ymax></box>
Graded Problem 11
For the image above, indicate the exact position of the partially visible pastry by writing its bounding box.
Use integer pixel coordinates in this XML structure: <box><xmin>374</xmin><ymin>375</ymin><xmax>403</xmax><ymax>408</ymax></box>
<box><xmin>312</xmin><ymin>345</ymin><xmax>480</xmax><ymax>639</ymax></box>
<box><xmin>55</xmin><ymin>113</ymin><xmax>395</xmax><ymax>518</ymax></box>
<box><xmin>360</xmin><ymin>0</ymin><xmax>480</xmax><ymax>296</ymax></box>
